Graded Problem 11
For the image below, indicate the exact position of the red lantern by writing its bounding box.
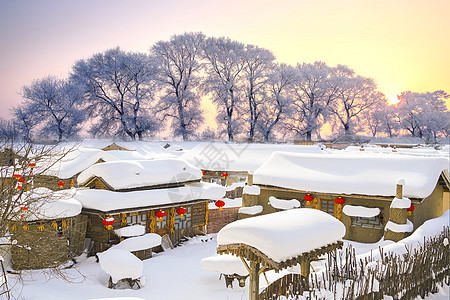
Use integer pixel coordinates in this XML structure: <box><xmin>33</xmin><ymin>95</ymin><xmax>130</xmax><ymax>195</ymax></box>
<box><xmin>215</xmin><ymin>200</ymin><xmax>225</xmax><ymax>211</ymax></box>
<box><xmin>13</xmin><ymin>174</ymin><xmax>22</xmax><ymax>180</ymax></box>
<box><xmin>334</xmin><ymin>197</ymin><xmax>345</xmax><ymax>205</ymax></box>
<box><xmin>20</xmin><ymin>206</ymin><xmax>28</xmax><ymax>211</ymax></box>
<box><xmin>16</xmin><ymin>184</ymin><xmax>22</xmax><ymax>190</ymax></box>
<box><xmin>202</xmin><ymin>170</ymin><xmax>206</xmax><ymax>176</ymax></box>
<box><xmin>57</xmin><ymin>181</ymin><xmax>65</xmax><ymax>189</ymax></box>
<box><xmin>18</xmin><ymin>177</ymin><xmax>26</xmax><ymax>183</ymax></box>
<box><xmin>155</xmin><ymin>210</ymin><xmax>166</xmax><ymax>222</ymax></box>
<box><xmin>176</xmin><ymin>207</ymin><xmax>187</xmax><ymax>219</ymax></box>
<box><xmin>102</xmin><ymin>216</ymin><xmax>115</xmax><ymax>230</ymax></box>
<box><xmin>407</xmin><ymin>204</ymin><xmax>415</xmax><ymax>216</ymax></box>
<box><xmin>221</xmin><ymin>172</ymin><xmax>228</xmax><ymax>178</ymax></box>
<box><xmin>28</xmin><ymin>162</ymin><xmax>36</xmax><ymax>168</ymax></box>
<box><xmin>304</xmin><ymin>194</ymin><xmax>314</xmax><ymax>205</ymax></box>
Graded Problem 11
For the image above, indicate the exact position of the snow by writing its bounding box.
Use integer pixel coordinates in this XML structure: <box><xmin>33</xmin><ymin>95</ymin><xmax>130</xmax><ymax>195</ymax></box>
<box><xmin>74</xmin><ymin>182</ymin><xmax>225</xmax><ymax>212</ymax></box>
<box><xmin>201</xmin><ymin>254</ymin><xmax>248</xmax><ymax>276</ymax></box>
<box><xmin>225</xmin><ymin>182</ymin><xmax>245</xmax><ymax>191</ymax></box>
<box><xmin>268</xmin><ymin>196</ymin><xmax>300</xmax><ymax>210</ymax></box>
<box><xmin>97</xmin><ymin>248</ymin><xmax>143</xmax><ymax>284</ymax></box>
<box><xmin>15</xmin><ymin>187</ymin><xmax>82</xmax><ymax>221</ymax></box>
<box><xmin>114</xmin><ymin>225</ymin><xmax>146</xmax><ymax>237</ymax></box>
<box><xmin>242</xmin><ymin>185</ymin><xmax>260</xmax><ymax>195</ymax></box>
<box><xmin>342</xmin><ymin>205</ymin><xmax>380</xmax><ymax>218</ymax></box>
<box><xmin>397</xmin><ymin>178</ymin><xmax>405</xmax><ymax>185</ymax></box>
<box><xmin>253</xmin><ymin>152</ymin><xmax>448</xmax><ymax>199</ymax></box>
<box><xmin>390</xmin><ymin>197</ymin><xmax>411</xmax><ymax>209</ymax></box>
<box><xmin>181</xmin><ymin>142</ymin><xmax>328</xmax><ymax>172</ymax></box>
<box><xmin>217</xmin><ymin>208</ymin><xmax>346</xmax><ymax>262</ymax></box>
<box><xmin>385</xmin><ymin>220</ymin><xmax>414</xmax><ymax>233</ymax></box>
<box><xmin>112</xmin><ymin>233</ymin><xmax>162</xmax><ymax>252</ymax></box>
<box><xmin>77</xmin><ymin>158</ymin><xmax>202</xmax><ymax>190</ymax></box>
<box><xmin>238</xmin><ymin>205</ymin><xmax>263</xmax><ymax>215</ymax></box>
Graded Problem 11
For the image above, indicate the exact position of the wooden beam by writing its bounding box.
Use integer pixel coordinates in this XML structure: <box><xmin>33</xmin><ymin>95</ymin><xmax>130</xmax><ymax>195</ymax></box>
<box><xmin>239</xmin><ymin>257</ymin><xmax>250</xmax><ymax>274</ymax></box>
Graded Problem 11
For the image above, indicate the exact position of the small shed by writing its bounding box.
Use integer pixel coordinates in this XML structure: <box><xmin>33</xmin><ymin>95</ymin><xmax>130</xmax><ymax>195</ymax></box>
<box><xmin>217</xmin><ymin>209</ymin><xmax>345</xmax><ymax>300</ymax></box>
<box><xmin>243</xmin><ymin>152</ymin><xmax>449</xmax><ymax>243</ymax></box>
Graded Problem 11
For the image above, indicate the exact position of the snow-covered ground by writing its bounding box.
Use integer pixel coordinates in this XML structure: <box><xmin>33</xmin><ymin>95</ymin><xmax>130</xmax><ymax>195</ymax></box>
<box><xmin>7</xmin><ymin>211</ymin><xmax>449</xmax><ymax>300</ymax></box>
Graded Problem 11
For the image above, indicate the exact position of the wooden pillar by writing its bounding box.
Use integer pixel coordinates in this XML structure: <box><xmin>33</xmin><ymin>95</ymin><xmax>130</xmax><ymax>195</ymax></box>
<box><xmin>249</xmin><ymin>261</ymin><xmax>260</xmax><ymax>300</ymax></box>
<box><xmin>247</xmin><ymin>172</ymin><xmax>254</xmax><ymax>186</ymax></box>
<box><xmin>384</xmin><ymin>180</ymin><xmax>408</xmax><ymax>242</ymax></box>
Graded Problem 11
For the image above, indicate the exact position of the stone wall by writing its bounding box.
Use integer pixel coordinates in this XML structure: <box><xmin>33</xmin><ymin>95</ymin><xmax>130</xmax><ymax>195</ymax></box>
<box><xmin>207</xmin><ymin>207</ymin><xmax>240</xmax><ymax>233</ymax></box>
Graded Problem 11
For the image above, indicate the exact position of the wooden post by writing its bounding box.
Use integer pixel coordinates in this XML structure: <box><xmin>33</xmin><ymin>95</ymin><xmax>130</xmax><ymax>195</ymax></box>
<box><xmin>249</xmin><ymin>260</ymin><xmax>260</xmax><ymax>300</ymax></box>
<box><xmin>248</xmin><ymin>172</ymin><xmax>254</xmax><ymax>186</ymax></box>
<box><xmin>385</xmin><ymin>180</ymin><xmax>408</xmax><ymax>242</ymax></box>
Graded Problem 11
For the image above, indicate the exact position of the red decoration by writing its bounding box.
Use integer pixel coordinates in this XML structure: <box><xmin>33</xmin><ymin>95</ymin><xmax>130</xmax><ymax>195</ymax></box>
<box><xmin>304</xmin><ymin>194</ymin><xmax>314</xmax><ymax>205</ymax></box>
<box><xmin>16</xmin><ymin>184</ymin><xmax>22</xmax><ymax>190</ymax></box>
<box><xmin>13</xmin><ymin>174</ymin><xmax>22</xmax><ymax>180</ymax></box>
<box><xmin>202</xmin><ymin>170</ymin><xmax>206</xmax><ymax>176</ymax></box>
<box><xmin>102</xmin><ymin>216</ymin><xmax>115</xmax><ymax>230</ymax></box>
<box><xmin>155</xmin><ymin>210</ymin><xmax>166</xmax><ymax>222</ymax></box>
<box><xmin>334</xmin><ymin>197</ymin><xmax>345</xmax><ymax>205</ymax></box>
<box><xmin>28</xmin><ymin>162</ymin><xmax>36</xmax><ymax>168</ymax></box>
<box><xmin>57</xmin><ymin>181</ymin><xmax>65</xmax><ymax>189</ymax></box>
<box><xmin>215</xmin><ymin>200</ymin><xmax>225</xmax><ymax>211</ymax></box>
<box><xmin>18</xmin><ymin>177</ymin><xmax>26</xmax><ymax>183</ymax></box>
<box><xmin>176</xmin><ymin>207</ymin><xmax>187</xmax><ymax>219</ymax></box>
<box><xmin>407</xmin><ymin>204</ymin><xmax>415</xmax><ymax>216</ymax></box>
<box><xmin>20</xmin><ymin>206</ymin><xmax>28</xmax><ymax>211</ymax></box>
<box><xmin>221</xmin><ymin>172</ymin><xmax>228</xmax><ymax>178</ymax></box>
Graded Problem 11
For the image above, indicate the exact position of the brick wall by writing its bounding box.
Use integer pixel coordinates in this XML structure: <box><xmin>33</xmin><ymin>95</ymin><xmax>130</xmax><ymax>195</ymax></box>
<box><xmin>207</xmin><ymin>207</ymin><xmax>240</xmax><ymax>233</ymax></box>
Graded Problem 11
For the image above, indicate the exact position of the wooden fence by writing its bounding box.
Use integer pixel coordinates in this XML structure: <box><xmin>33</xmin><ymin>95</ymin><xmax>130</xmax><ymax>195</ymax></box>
<box><xmin>260</xmin><ymin>226</ymin><xmax>449</xmax><ymax>300</ymax></box>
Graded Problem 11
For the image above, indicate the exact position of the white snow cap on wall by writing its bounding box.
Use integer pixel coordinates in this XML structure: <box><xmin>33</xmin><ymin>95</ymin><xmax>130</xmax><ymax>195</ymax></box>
<box><xmin>342</xmin><ymin>205</ymin><xmax>380</xmax><ymax>218</ymax></box>
<box><xmin>74</xmin><ymin>182</ymin><xmax>225</xmax><ymax>212</ymax></box>
<box><xmin>77</xmin><ymin>158</ymin><xmax>202</xmax><ymax>190</ymax></box>
<box><xmin>253</xmin><ymin>152</ymin><xmax>448</xmax><ymax>199</ymax></box>
<box><xmin>238</xmin><ymin>205</ymin><xmax>263</xmax><ymax>215</ymax></box>
<box><xmin>243</xmin><ymin>185</ymin><xmax>261</xmax><ymax>195</ymax></box>
<box><xmin>217</xmin><ymin>208</ymin><xmax>345</xmax><ymax>262</ymax></box>
<box><xmin>385</xmin><ymin>220</ymin><xmax>414</xmax><ymax>233</ymax></box>
<box><xmin>268</xmin><ymin>196</ymin><xmax>300</xmax><ymax>210</ymax></box>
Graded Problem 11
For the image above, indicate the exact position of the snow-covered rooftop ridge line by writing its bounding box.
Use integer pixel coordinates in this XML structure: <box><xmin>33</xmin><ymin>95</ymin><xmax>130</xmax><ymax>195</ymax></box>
<box><xmin>253</xmin><ymin>152</ymin><xmax>449</xmax><ymax>199</ymax></box>
<box><xmin>217</xmin><ymin>208</ymin><xmax>345</xmax><ymax>262</ymax></box>
<box><xmin>342</xmin><ymin>205</ymin><xmax>380</xmax><ymax>218</ymax></box>
<box><xmin>268</xmin><ymin>196</ymin><xmax>300</xmax><ymax>210</ymax></box>
<box><xmin>77</xmin><ymin>158</ymin><xmax>203</xmax><ymax>190</ymax></box>
<box><xmin>73</xmin><ymin>182</ymin><xmax>225</xmax><ymax>212</ymax></box>
<box><xmin>180</xmin><ymin>142</ymin><xmax>328</xmax><ymax>172</ymax></box>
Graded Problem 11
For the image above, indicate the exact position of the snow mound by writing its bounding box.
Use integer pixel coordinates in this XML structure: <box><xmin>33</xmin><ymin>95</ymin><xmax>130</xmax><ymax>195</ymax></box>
<box><xmin>385</xmin><ymin>220</ymin><xmax>414</xmax><ymax>233</ymax></box>
<box><xmin>114</xmin><ymin>225</ymin><xmax>146</xmax><ymax>238</ymax></box>
<box><xmin>225</xmin><ymin>182</ymin><xmax>245</xmax><ymax>191</ymax></box>
<box><xmin>342</xmin><ymin>205</ymin><xmax>380</xmax><ymax>218</ymax></box>
<box><xmin>390</xmin><ymin>197</ymin><xmax>411</xmax><ymax>209</ymax></box>
<box><xmin>201</xmin><ymin>254</ymin><xmax>248</xmax><ymax>276</ymax></box>
<box><xmin>238</xmin><ymin>205</ymin><xmax>263</xmax><ymax>215</ymax></box>
<box><xmin>217</xmin><ymin>208</ymin><xmax>345</xmax><ymax>262</ymax></box>
<box><xmin>77</xmin><ymin>158</ymin><xmax>202</xmax><ymax>190</ymax></box>
<box><xmin>269</xmin><ymin>196</ymin><xmax>300</xmax><ymax>210</ymax></box>
<box><xmin>242</xmin><ymin>185</ymin><xmax>260</xmax><ymax>195</ymax></box>
<box><xmin>98</xmin><ymin>248</ymin><xmax>143</xmax><ymax>283</ymax></box>
<box><xmin>112</xmin><ymin>233</ymin><xmax>162</xmax><ymax>252</ymax></box>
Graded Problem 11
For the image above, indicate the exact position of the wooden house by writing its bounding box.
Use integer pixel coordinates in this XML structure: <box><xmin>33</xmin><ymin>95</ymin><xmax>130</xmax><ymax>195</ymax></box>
<box><xmin>241</xmin><ymin>152</ymin><xmax>449</xmax><ymax>243</ymax></box>
<box><xmin>74</xmin><ymin>158</ymin><xmax>226</xmax><ymax>257</ymax></box>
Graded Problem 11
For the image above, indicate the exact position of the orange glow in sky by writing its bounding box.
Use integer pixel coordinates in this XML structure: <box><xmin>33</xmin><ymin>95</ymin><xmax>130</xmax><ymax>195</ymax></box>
<box><xmin>0</xmin><ymin>0</ymin><xmax>449</xmax><ymax>120</ymax></box>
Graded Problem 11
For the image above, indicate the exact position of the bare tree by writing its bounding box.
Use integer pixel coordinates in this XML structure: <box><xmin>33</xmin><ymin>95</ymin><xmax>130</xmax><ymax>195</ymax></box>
<box><xmin>202</xmin><ymin>37</ymin><xmax>246</xmax><ymax>141</ymax></box>
<box><xmin>14</xmin><ymin>76</ymin><xmax>85</xmax><ymax>142</ymax></box>
<box><xmin>71</xmin><ymin>48</ymin><xmax>160</xmax><ymax>140</ymax></box>
<box><xmin>256</xmin><ymin>64</ymin><xmax>295</xmax><ymax>142</ymax></box>
<box><xmin>152</xmin><ymin>32</ymin><xmax>205</xmax><ymax>141</ymax></box>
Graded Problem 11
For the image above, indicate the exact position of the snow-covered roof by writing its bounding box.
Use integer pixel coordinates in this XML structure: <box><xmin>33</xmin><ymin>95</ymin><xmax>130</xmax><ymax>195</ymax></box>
<box><xmin>253</xmin><ymin>152</ymin><xmax>449</xmax><ymax>199</ymax></box>
<box><xmin>217</xmin><ymin>208</ymin><xmax>345</xmax><ymax>263</ymax></box>
<box><xmin>181</xmin><ymin>142</ymin><xmax>328</xmax><ymax>172</ymax></box>
<box><xmin>77</xmin><ymin>158</ymin><xmax>202</xmax><ymax>190</ymax></box>
<box><xmin>98</xmin><ymin>248</ymin><xmax>143</xmax><ymax>283</ymax></box>
<box><xmin>111</xmin><ymin>233</ymin><xmax>162</xmax><ymax>252</ymax></box>
<box><xmin>73</xmin><ymin>182</ymin><xmax>225</xmax><ymax>212</ymax></box>
<box><xmin>15</xmin><ymin>187</ymin><xmax>82</xmax><ymax>221</ymax></box>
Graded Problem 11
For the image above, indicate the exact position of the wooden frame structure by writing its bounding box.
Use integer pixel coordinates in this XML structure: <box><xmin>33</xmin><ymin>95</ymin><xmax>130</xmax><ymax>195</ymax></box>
<box><xmin>217</xmin><ymin>241</ymin><xmax>343</xmax><ymax>300</ymax></box>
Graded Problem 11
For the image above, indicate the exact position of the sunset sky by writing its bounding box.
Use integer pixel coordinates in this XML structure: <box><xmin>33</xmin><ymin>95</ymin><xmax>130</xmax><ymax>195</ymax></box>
<box><xmin>1</xmin><ymin>0</ymin><xmax>449</xmax><ymax>121</ymax></box>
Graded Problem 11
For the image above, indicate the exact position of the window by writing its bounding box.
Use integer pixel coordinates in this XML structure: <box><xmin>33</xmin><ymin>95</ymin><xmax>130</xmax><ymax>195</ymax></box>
<box><xmin>320</xmin><ymin>200</ymin><xmax>334</xmax><ymax>216</ymax></box>
<box><xmin>210</xmin><ymin>178</ymin><xmax>222</xmax><ymax>185</ymax></box>
<box><xmin>351</xmin><ymin>214</ymin><xmax>383</xmax><ymax>229</ymax></box>
<box><xmin>175</xmin><ymin>207</ymin><xmax>192</xmax><ymax>230</ymax></box>
<box><xmin>156</xmin><ymin>215</ymin><xmax>167</xmax><ymax>229</ymax></box>
<box><xmin>126</xmin><ymin>211</ymin><xmax>147</xmax><ymax>226</ymax></box>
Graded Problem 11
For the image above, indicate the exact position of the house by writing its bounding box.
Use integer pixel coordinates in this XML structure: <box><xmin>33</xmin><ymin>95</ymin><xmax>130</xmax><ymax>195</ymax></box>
<box><xmin>241</xmin><ymin>151</ymin><xmax>449</xmax><ymax>243</ymax></box>
<box><xmin>74</xmin><ymin>158</ymin><xmax>226</xmax><ymax>256</ymax></box>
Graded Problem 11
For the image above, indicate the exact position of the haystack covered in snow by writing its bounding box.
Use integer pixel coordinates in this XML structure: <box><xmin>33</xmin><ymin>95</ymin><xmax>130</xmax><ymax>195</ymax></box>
<box><xmin>242</xmin><ymin>151</ymin><xmax>449</xmax><ymax>243</ymax></box>
<box><xmin>75</xmin><ymin>158</ymin><xmax>225</xmax><ymax>255</ymax></box>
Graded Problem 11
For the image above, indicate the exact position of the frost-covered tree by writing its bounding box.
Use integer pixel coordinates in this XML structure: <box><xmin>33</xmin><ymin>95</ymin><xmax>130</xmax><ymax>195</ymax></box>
<box><xmin>71</xmin><ymin>48</ymin><xmax>160</xmax><ymax>140</ymax></box>
<box><xmin>328</xmin><ymin>65</ymin><xmax>380</xmax><ymax>135</ymax></box>
<box><xmin>396</xmin><ymin>91</ymin><xmax>449</xmax><ymax>143</ymax></box>
<box><xmin>201</xmin><ymin>37</ymin><xmax>246</xmax><ymax>141</ymax></box>
<box><xmin>285</xmin><ymin>62</ymin><xmax>337</xmax><ymax>141</ymax></box>
<box><xmin>357</xmin><ymin>96</ymin><xmax>391</xmax><ymax>137</ymax></box>
<box><xmin>242</xmin><ymin>45</ymin><xmax>275</xmax><ymax>140</ymax></box>
<box><xmin>152</xmin><ymin>32</ymin><xmax>205</xmax><ymax>141</ymax></box>
<box><xmin>256</xmin><ymin>64</ymin><xmax>295</xmax><ymax>142</ymax></box>
<box><xmin>14</xmin><ymin>76</ymin><xmax>84</xmax><ymax>142</ymax></box>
